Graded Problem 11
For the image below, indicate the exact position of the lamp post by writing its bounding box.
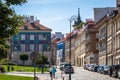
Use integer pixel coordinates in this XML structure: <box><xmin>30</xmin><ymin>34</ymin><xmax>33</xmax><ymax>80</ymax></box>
<box><xmin>68</xmin><ymin>15</ymin><xmax>77</xmax><ymax>80</ymax></box>
<box><xmin>105</xmin><ymin>25</ymin><xmax>108</xmax><ymax>65</ymax></box>
<box><xmin>42</xmin><ymin>35</ymin><xmax>46</xmax><ymax>74</ymax></box>
<box><xmin>30</xmin><ymin>52</ymin><xmax>39</xmax><ymax>80</ymax></box>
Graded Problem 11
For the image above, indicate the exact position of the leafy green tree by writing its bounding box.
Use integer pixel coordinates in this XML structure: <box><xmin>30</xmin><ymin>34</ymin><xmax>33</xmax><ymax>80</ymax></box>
<box><xmin>19</xmin><ymin>53</ymin><xmax>28</xmax><ymax>65</ymax></box>
<box><xmin>0</xmin><ymin>0</ymin><xmax>27</xmax><ymax>55</ymax></box>
<box><xmin>0</xmin><ymin>44</ymin><xmax>9</xmax><ymax>59</ymax></box>
<box><xmin>36</xmin><ymin>55</ymin><xmax>48</xmax><ymax>66</ymax></box>
<box><xmin>76</xmin><ymin>22</ymin><xmax>85</xmax><ymax>29</ymax></box>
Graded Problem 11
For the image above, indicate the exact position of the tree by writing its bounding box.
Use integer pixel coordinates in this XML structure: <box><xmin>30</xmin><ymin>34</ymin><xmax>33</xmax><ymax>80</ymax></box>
<box><xmin>0</xmin><ymin>44</ymin><xmax>9</xmax><ymax>59</ymax></box>
<box><xmin>36</xmin><ymin>55</ymin><xmax>48</xmax><ymax>67</ymax></box>
<box><xmin>0</xmin><ymin>0</ymin><xmax>27</xmax><ymax>54</ymax></box>
<box><xmin>76</xmin><ymin>22</ymin><xmax>85</xmax><ymax>29</ymax></box>
<box><xmin>19</xmin><ymin>53</ymin><xmax>28</xmax><ymax>65</ymax></box>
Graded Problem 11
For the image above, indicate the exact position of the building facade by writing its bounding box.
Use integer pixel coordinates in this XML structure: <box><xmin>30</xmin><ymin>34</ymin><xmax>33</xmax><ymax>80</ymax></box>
<box><xmin>64</xmin><ymin>32</ymin><xmax>77</xmax><ymax>65</ymax></box>
<box><xmin>51</xmin><ymin>32</ymin><xmax>64</xmax><ymax>66</ymax></box>
<box><xmin>75</xmin><ymin>28</ymin><xmax>86</xmax><ymax>67</ymax></box>
<box><xmin>85</xmin><ymin>19</ymin><xmax>99</xmax><ymax>65</ymax></box>
<box><xmin>12</xmin><ymin>16</ymin><xmax>52</xmax><ymax>65</ymax></box>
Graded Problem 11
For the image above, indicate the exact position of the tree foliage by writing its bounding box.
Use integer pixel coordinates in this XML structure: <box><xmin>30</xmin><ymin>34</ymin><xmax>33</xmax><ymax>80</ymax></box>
<box><xmin>36</xmin><ymin>55</ymin><xmax>48</xmax><ymax>65</ymax></box>
<box><xmin>19</xmin><ymin>53</ymin><xmax>28</xmax><ymax>65</ymax></box>
<box><xmin>0</xmin><ymin>0</ymin><xmax>27</xmax><ymax>53</ymax></box>
<box><xmin>76</xmin><ymin>22</ymin><xmax>85</xmax><ymax>29</ymax></box>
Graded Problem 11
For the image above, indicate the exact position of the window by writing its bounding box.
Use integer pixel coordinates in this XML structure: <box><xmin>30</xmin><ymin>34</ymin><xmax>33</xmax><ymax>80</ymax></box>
<box><xmin>96</xmin><ymin>43</ymin><xmax>99</xmax><ymax>50</ymax></box>
<box><xmin>117</xmin><ymin>20</ymin><xmax>120</xmax><ymax>30</ymax></box>
<box><xmin>39</xmin><ymin>45</ymin><xmax>43</xmax><ymax>51</ymax></box>
<box><xmin>21</xmin><ymin>44</ymin><xmax>25</xmax><ymax>51</ymax></box>
<box><xmin>30</xmin><ymin>44</ymin><xmax>34</xmax><ymax>51</ymax></box>
<box><xmin>96</xmin><ymin>33</ymin><xmax>99</xmax><ymax>38</ymax></box>
<box><xmin>21</xmin><ymin>34</ymin><xmax>26</xmax><ymax>40</ymax></box>
<box><xmin>30</xmin><ymin>34</ymin><xmax>34</xmax><ymax>40</ymax></box>
<box><xmin>38</xmin><ymin>34</ymin><xmax>43</xmax><ymax>40</ymax></box>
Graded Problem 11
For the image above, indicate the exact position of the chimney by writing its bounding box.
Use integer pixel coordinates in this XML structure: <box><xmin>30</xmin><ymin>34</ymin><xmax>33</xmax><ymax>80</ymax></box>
<box><xmin>116</xmin><ymin>0</ymin><xmax>120</xmax><ymax>13</ymax></box>
<box><xmin>36</xmin><ymin>20</ymin><xmax>40</xmax><ymax>24</ymax></box>
<box><xmin>30</xmin><ymin>16</ymin><xmax>34</xmax><ymax>23</ymax></box>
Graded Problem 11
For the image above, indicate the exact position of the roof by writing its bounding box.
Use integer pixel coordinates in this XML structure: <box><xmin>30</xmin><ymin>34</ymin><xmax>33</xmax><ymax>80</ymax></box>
<box><xmin>19</xmin><ymin>21</ymin><xmax>52</xmax><ymax>31</ymax></box>
<box><xmin>64</xmin><ymin>29</ymin><xmax>79</xmax><ymax>41</ymax></box>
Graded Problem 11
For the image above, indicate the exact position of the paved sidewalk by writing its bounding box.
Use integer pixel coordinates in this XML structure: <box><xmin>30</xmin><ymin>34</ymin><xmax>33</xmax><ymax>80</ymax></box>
<box><xmin>38</xmin><ymin>68</ymin><xmax>62</xmax><ymax>80</ymax></box>
<box><xmin>6</xmin><ymin>66</ymin><xmax>64</xmax><ymax>80</ymax></box>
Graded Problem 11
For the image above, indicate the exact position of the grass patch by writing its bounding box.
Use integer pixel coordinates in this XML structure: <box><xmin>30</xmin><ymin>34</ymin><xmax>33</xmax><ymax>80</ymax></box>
<box><xmin>0</xmin><ymin>74</ymin><xmax>33</xmax><ymax>80</ymax></box>
<box><xmin>2</xmin><ymin>65</ymin><xmax>49</xmax><ymax>72</ymax></box>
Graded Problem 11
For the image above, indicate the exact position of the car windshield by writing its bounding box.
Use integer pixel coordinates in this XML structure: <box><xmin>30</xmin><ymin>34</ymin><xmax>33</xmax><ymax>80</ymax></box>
<box><xmin>104</xmin><ymin>66</ymin><xmax>109</xmax><ymax>69</ymax></box>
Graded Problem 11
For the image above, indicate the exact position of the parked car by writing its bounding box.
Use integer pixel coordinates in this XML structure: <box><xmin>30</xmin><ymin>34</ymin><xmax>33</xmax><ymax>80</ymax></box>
<box><xmin>87</xmin><ymin>64</ymin><xmax>96</xmax><ymax>71</ymax></box>
<box><xmin>64</xmin><ymin>66</ymin><xmax>74</xmax><ymax>74</ymax></box>
<box><xmin>84</xmin><ymin>64</ymin><xmax>90</xmax><ymax>70</ymax></box>
<box><xmin>97</xmin><ymin>65</ymin><xmax>104</xmax><ymax>73</ymax></box>
<box><xmin>108</xmin><ymin>64</ymin><xmax>120</xmax><ymax>78</ymax></box>
<box><xmin>93</xmin><ymin>65</ymin><xmax>99</xmax><ymax>72</ymax></box>
<box><xmin>99</xmin><ymin>65</ymin><xmax>110</xmax><ymax>74</ymax></box>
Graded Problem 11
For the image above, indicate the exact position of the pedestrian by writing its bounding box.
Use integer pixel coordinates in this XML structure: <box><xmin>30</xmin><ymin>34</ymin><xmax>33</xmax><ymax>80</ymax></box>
<box><xmin>51</xmin><ymin>66</ymin><xmax>57</xmax><ymax>78</ymax></box>
<box><xmin>49</xmin><ymin>67</ymin><xmax>52</xmax><ymax>78</ymax></box>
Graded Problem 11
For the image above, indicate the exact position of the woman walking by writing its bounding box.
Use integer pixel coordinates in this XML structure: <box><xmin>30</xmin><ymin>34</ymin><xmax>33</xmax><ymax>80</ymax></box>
<box><xmin>51</xmin><ymin>66</ymin><xmax>57</xmax><ymax>78</ymax></box>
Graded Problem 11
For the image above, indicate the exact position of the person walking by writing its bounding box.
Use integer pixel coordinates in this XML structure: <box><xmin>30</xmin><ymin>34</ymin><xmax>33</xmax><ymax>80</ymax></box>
<box><xmin>49</xmin><ymin>67</ymin><xmax>52</xmax><ymax>78</ymax></box>
<box><xmin>51</xmin><ymin>66</ymin><xmax>57</xmax><ymax>78</ymax></box>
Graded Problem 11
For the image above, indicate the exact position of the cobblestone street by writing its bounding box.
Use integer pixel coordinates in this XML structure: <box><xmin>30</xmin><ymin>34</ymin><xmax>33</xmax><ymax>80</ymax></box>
<box><xmin>61</xmin><ymin>67</ymin><xmax>120</xmax><ymax>80</ymax></box>
<box><xmin>6</xmin><ymin>66</ymin><xmax>120</xmax><ymax>80</ymax></box>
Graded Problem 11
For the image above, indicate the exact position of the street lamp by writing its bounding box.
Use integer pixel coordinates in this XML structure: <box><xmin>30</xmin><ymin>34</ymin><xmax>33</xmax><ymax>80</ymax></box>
<box><xmin>42</xmin><ymin>35</ymin><xmax>46</xmax><ymax>74</ymax></box>
<box><xmin>105</xmin><ymin>25</ymin><xmax>108</xmax><ymax>65</ymax></box>
<box><xmin>30</xmin><ymin>52</ymin><xmax>39</xmax><ymax>80</ymax></box>
<box><xmin>68</xmin><ymin>15</ymin><xmax>77</xmax><ymax>80</ymax></box>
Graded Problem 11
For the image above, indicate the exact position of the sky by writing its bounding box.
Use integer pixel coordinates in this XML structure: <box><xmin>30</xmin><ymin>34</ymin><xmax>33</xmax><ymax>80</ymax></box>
<box><xmin>13</xmin><ymin>0</ymin><xmax>116</xmax><ymax>35</ymax></box>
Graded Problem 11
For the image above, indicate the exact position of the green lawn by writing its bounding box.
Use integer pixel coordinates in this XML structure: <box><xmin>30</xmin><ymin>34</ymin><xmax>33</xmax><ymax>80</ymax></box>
<box><xmin>2</xmin><ymin>65</ymin><xmax>49</xmax><ymax>72</ymax></box>
<box><xmin>0</xmin><ymin>74</ymin><xmax>33</xmax><ymax>80</ymax></box>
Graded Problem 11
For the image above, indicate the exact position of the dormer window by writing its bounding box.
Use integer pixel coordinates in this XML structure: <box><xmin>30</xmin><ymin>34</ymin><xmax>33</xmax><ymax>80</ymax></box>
<box><xmin>24</xmin><ymin>25</ymin><xmax>28</xmax><ymax>30</ymax></box>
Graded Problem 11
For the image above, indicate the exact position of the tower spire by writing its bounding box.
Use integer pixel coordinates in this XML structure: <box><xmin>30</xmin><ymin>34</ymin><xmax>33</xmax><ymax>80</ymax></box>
<box><xmin>78</xmin><ymin>8</ymin><xmax>81</xmax><ymax>20</ymax></box>
<box><xmin>77</xmin><ymin>8</ymin><xmax>82</xmax><ymax>25</ymax></box>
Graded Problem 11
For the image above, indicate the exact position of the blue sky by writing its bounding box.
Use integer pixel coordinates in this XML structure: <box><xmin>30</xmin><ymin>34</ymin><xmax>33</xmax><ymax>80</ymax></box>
<box><xmin>14</xmin><ymin>0</ymin><xmax>116</xmax><ymax>35</ymax></box>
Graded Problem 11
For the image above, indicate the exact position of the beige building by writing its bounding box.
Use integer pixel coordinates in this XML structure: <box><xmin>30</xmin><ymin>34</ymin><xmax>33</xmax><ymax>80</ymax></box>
<box><xmin>85</xmin><ymin>19</ymin><xmax>99</xmax><ymax>65</ymax></box>
<box><xmin>95</xmin><ymin>8</ymin><xmax>120</xmax><ymax>65</ymax></box>
<box><xmin>64</xmin><ymin>32</ymin><xmax>77</xmax><ymax>65</ymax></box>
<box><xmin>74</xmin><ymin>28</ymin><xmax>86</xmax><ymax>67</ymax></box>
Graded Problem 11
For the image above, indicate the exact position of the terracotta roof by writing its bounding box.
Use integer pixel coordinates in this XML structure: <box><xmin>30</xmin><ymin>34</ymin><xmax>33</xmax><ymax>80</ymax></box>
<box><xmin>64</xmin><ymin>31</ymin><xmax>77</xmax><ymax>41</ymax></box>
<box><xmin>19</xmin><ymin>21</ymin><xmax>52</xmax><ymax>31</ymax></box>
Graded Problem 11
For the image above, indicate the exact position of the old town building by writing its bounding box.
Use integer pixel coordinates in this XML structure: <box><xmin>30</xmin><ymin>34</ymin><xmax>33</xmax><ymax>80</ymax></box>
<box><xmin>12</xmin><ymin>16</ymin><xmax>52</xmax><ymax>65</ymax></box>
<box><xmin>85</xmin><ymin>19</ymin><xmax>99</xmax><ymax>65</ymax></box>
<box><xmin>74</xmin><ymin>28</ymin><xmax>86</xmax><ymax>67</ymax></box>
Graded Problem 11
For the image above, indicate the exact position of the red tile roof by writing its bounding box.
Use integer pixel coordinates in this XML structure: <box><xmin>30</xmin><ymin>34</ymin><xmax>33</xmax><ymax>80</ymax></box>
<box><xmin>19</xmin><ymin>21</ymin><xmax>52</xmax><ymax>31</ymax></box>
